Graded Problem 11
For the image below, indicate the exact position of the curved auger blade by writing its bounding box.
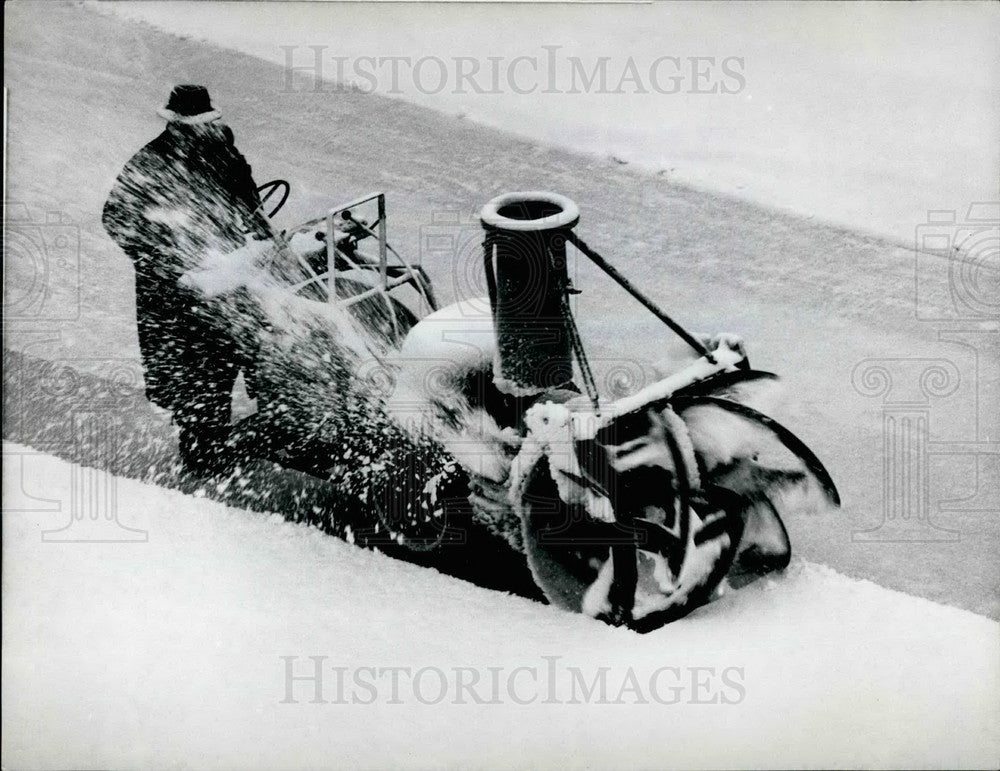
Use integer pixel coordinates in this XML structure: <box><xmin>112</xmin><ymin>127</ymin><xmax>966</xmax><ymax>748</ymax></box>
<box><xmin>724</xmin><ymin>489</ymin><xmax>792</xmax><ymax>589</ymax></box>
<box><xmin>673</xmin><ymin>369</ymin><xmax>779</xmax><ymax>399</ymax></box>
<box><xmin>672</xmin><ymin>395</ymin><xmax>841</xmax><ymax>507</ymax></box>
<box><xmin>592</xmin><ymin>409</ymin><xmax>748</xmax><ymax>631</ymax></box>
<box><xmin>588</xmin><ymin>408</ymin><xmax>697</xmax><ymax>628</ymax></box>
<box><xmin>515</xmin><ymin>403</ymin><xmax>746</xmax><ymax>632</ymax></box>
<box><xmin>628</xmin><ymin>484</ymin><xmax>746</xmax><ymax>634</ymax></box>
<box><xmin>658</xmin><ymin>411</ymin><xmax>693</xmax><ymax>577</ymax></box>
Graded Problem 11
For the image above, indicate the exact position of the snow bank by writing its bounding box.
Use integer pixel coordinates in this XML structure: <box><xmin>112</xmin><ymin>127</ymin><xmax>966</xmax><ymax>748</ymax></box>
<box><xmin>3</xmin><ymin>443</ymin><xmax>997</xmax><ymax>769</ymax></box>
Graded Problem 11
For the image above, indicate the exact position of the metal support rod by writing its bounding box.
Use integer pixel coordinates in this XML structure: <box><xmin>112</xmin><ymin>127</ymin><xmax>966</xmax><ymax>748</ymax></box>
<box><xmin>325</xmin><ymin>208</ymin><xmax>337</xmax><ymax>303</ymax></box>
<box><xmin>339</xmin><ymin>272</ymin><xmax>422</xmax><ymax>308</ymax></box>
<box><xmin>564</xmin><ymin>231</ymin><xmax>711</xmax><ymax>360</ymax></box>
<box><xmin>377</xmin><ymin>194</ymin><xmax>388</xmax><ymax>289</ymax></box>
<box><xmin>342</xmin><ymin>212</ymin><xmax>438</xmax><ymax>313</ymax></box>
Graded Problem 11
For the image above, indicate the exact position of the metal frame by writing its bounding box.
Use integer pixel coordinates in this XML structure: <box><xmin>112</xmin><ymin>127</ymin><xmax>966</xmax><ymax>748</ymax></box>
<box><xmin>321</xmin><ymin>192</ymin><xmax>435</xmax><ymax>315</ymax></box>
<box><xmin>267</xmin><ymin>190</ymin><xmax>437</xmax><ymax>348</ymax></box>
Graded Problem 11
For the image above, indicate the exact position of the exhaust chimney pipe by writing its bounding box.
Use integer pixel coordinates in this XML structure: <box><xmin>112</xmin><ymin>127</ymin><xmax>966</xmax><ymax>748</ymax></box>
<box><xmin>480</xmin><ymin>191</ymin><xmax>581</xmax><ymax>396</ymax></box>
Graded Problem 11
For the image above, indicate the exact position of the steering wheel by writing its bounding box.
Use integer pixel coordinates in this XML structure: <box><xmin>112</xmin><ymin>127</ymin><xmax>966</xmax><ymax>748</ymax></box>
<box><xmin>257</xmin><ymin>180</ymin><xmax>290</xmax><ymax>218</ymax></box>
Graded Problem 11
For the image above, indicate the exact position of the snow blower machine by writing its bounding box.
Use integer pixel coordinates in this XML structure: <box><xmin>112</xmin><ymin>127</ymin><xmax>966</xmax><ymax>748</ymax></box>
<box><xmin>212</xmin><ymin>186</ymin><xmax>841</xmax><ymax>632</ymax></box>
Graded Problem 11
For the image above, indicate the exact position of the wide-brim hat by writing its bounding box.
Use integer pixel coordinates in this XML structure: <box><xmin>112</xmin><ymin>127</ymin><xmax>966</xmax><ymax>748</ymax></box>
<box><xmin>157</xmin><ymin>84</ymin><xmax>222</xmax><ymax>124</ymax></box>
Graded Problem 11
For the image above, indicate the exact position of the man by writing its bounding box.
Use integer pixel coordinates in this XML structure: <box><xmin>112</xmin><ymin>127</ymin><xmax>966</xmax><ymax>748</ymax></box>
<box><xmin>103</xmin><ymin>85</ymin><xmax>270</xmax><ymax>475</ymax></box>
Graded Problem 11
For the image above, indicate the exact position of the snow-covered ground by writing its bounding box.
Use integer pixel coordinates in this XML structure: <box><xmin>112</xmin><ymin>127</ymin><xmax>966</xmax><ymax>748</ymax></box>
<box><xmin>4</xmin><ymin>2</ymin><xmax>999</xmax><ymax>767</ymax></box>
<box><xmin>4</xmin><ymin>444</ymin><xmax>998</xmax><ymax>770</ymax></box>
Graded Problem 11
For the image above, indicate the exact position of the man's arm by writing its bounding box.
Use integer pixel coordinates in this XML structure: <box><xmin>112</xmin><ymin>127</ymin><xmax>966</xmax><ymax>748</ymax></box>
<box><xmin>103</xmin><ymin>155</ymin><xmax>181</xmax><ymax>260</ymax></box>
<box><xmin>220</xmin><ymin>129</ymin><xmax>272</xmax><ymax>239</ymax></box>
<box><xmin>102</xmin><ymin>164</ymin><xmax>145</xmax><ymax>255</ymax></box>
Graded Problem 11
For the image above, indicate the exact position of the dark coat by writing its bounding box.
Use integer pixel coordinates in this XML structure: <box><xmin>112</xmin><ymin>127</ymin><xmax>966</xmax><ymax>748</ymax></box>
<box><xmin>102</xmin><ymin>123</ymin><xmax>269</xmax><ymax>419</ymax></box>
